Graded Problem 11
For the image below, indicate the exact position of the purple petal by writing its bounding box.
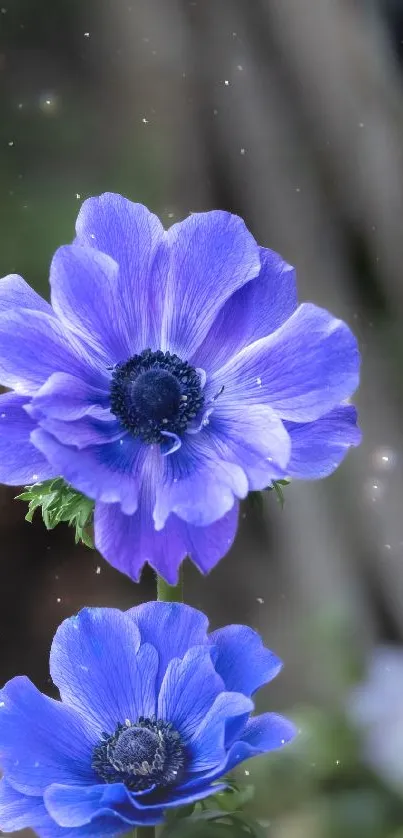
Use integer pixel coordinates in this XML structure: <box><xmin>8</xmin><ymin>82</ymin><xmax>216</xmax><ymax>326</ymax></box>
<box><xmin>0</xmin><ymin>677</ymin><xmax>98</xmax><ymax>795</ymax></box>
<box><xmin>34</xmin><ymin>415</ymin><xmax>123</xmax><ymax>449</ymax></box>
<box><xmin>193</xmin><ymin>247</ymin><xmax>297</xmax><ymax>373</ymax></box>
<box><xmin>0</xmin><ymin>273</ymin><xmax>53</xmax><ymax>315</ymax></box>
<box><xmin>188</xmin><ymin>692</ymin><xmax>254</xmax><ymax>773</ymax></box>
<box><xmin>285</xmin><ymin>404</ymin><xmax>361</xmax><ymax>479</ymax></box>
<box><xmin>75</xmin><ymin>193</ymin><xmax>165</xmax><ymax>351</ymax></box>
<box><xmin>209</xmin><ymin>625</ymin><xmax>282</xmax><ymax>696</ymax></box>
<box><xmin>31</xmin><ymin>429</ymin><xmax>144</xmax><ymax>514</ymax></box>
<box><xmin>51</xmin><ymin>245</ymin><xmax>135</xmax><ymax>365</ymax></box>
<box><xmin>158</xmin><ymin>647</ymin><xmax>224</xmax><ymax>740</ymax></box>
<box><xmin>206</xmin><ymin>402</ymin><xmax>291</xmax><ymax>489</ymax></box>
<box><xmin>0</xmin><ymin>393</ymin><xmax>54</xmax><ymax>485</ymax></box>
<box><xmin>210</xmin><ymin>303</ymin><xmax>360</xmax><ymax>423</ymax></box>
<box><xmin>95</xmin><ymin>493</ymin><xmax>239</xmax><ymax>584</ymax></box>
<box><xmin>127</xmin><ymin>602</ymin><xmax>209</xmax><ymax>690</ymax></box>
<box><xmin>49</xmin><ymin>608</ymin><xmax>158</xmax><ymax>734</ymax></box>
<box><xmin>162</xmin><ymin>210</ymin><xmax>260</xmax><ymax>358</ymax></box>
<box><xmin>0</xmin><ymin>309</ymin><xmax>106</xmax><ymax>395</ymax></box>
<box><xmin>154</xmin><ymin>434</ymin><xmax>248</xmax><ymax>529</ymax></box>
<box><xmin>28</xmin><ymin>372</ymin><xmax>110</xmax><ymax>421</ymax></box>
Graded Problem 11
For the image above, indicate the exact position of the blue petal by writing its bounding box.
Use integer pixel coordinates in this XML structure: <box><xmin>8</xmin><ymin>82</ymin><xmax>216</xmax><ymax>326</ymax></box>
<box><xmin>127</xmin><ymin>602</ymin><xmax>209</xmax><ymax>690</ymax></box>
<box><xmin>0</xmin><ymin>309</ymin><xmax>106</xmax><ymax>395</ymax></box>
<box><xmin>193</xmin><ymin>247</ymin><xmax>297</xmax><ymax>373</ymax></box>
<box><xmin>0</xmin><ymin>393</ymin><xmax>54</xmax><ymax>485</ymax></box>
<box><xmin>180</xmin><ymin>712</ymin><xmax>296</xmax><ymax>795</ymax></box>
<box><xmin>162</xmin><ymin>210</ymin><xmax>260</xmax><ymax>358</ymax></box>
<box><xmin>31</xmin><ymin>428</ymin><xmax>144</xmax><ymax>514</ymax></box>
<box><xmin>209</xmin><ymin>303</ymin><xmax>360</xmax><ymax>423</ymax></box>
<box><xmin>28</xmin><ymin>372</ymin><xmax>110</xmax><ymax>421</ymax></box>
<box><xmin>240</xmin><ymin>712</ymin><xmax>297</xmax><ymax>751</ymax></box>
<box><xmin>50</xmin><ymin>245</ymin><xmax>135</xmax><ymax>365</ymax></box>
<box><xmin>0</xmin><ymin>273</ymin><xmax>53</xmax><ymax>315</ymax></box>
<box><xmin>94</xmin><ymin>497</ymin><xmax>239</xmax><ymax>584</ymax></box>
<box><xmin>49</xmin><ymin>608</ymin><xmax>157</xmax><ymax>734</ymax></box>
<box><xmin>158</xmin><ymin>647</ymin><xmax>224</xmax><ymax>740</ymax></box>
<box><xmin>209</xmin><ymin>625</ymin><xmax>282</xmax><ymax>697</ymax></box>
<box><xmin>75</xmin><ymin>193</ymin><xmax>165</xmax><ymax>351</ymax></box>
<box><xmin>188</xmin><ymin>692</ymin><xmax>253</xmax><ymax>773</ymax></box>
<box><xmin>285</xmin><ymin>404</ymin><xmax>361</xmax><ymax>479</ymax></box>
<box><xmin>0</xmin><ymin>781</ymin><xmax>125</xmax><ymax>838</ymax></box>
<box><xmin>0</xmin><ymin>677</ymin><xmax>98</xmax><ymax>795</ymax></box>
<box><xmin>44</xmin><ymin>783</ymin><xmax>163</xmax><ymax>828</ymax></box>
<box><xmin>0</xmin><ymin>779</ymin><xmax>52</xmax><ymax>834</ymax></box>
<box><xmin>155</xmin><ymin>434</ymin><xmax>248</xmax><ymax>528</ymax></box>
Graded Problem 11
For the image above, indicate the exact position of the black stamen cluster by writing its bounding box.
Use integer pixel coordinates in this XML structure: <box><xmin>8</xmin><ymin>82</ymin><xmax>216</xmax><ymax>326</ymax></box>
<box><xmin>110</xmin><ymin>349</ymin><xmax>204</xmax><ymax>444</ymax></box>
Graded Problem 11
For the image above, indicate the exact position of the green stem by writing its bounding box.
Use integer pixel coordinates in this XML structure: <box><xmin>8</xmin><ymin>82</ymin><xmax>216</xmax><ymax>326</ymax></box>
<box><xmin>156</xmin><ymin>564</ymin><xmax>184</xmax><ymax>602</ymax></box>
<box><xmin>135</xmin><ymin>827</ymin><xmax>156</xmax><ymax>837</ymax></box>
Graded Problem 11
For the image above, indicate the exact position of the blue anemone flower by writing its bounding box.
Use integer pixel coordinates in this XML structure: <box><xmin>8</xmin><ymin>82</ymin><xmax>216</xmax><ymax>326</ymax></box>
<box><xmin>0</xmin><ymin>194</ymin><xmax>361</xmax><ymax>582</ymax></box>
<box><xmin>0</xmin><ymin>602</ymin><xmax>296</xmax><ymax>836</ymax></box>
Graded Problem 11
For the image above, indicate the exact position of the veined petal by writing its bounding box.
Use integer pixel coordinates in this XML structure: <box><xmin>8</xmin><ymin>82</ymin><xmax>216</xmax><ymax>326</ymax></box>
<box><xmin>0</xmin><ymin>392</ymin><xmax>55</xmax><ymax>485</ymax></box>
<box><xmin>51</xmin><ymin>245</ymin><xmax>134</xmax><ymax>365</ymax></box>
<box><xmin>206</xmin><ymin>402</ymin><xmax>291</xmax><ymax>489</ymax></box>
<box><xmin>0</xmin><ymin>309</ymin><xmax>106</xmax><ymax>395</ymax></box>
<box><xmin>162</xmin><ymin>210</ymin><xmax>260</xmax><ymax>358</ymax></box>
<box><xmin>193</xmin><ymin>247</ymin><xmax>297</xmax><ymax>373</ymax></box>
<box><xmin>158</xmin><ymin>647</ymin><xmax>224</xmax><ymax>740</ymax></box>
<box><xmin>44</xmin><ymin>782</ymin><xmax>163</xmax><ymax>829</ymax></box>
<box><xmin>126</xmin><ymin>602</ymin><xmax>209</xmax><ymax>691</ymax></box>
<box><xmin>31</xmin><ymin>429</ymin><xmax>144</xmax><ymax>514</ymax></box>
<box><xmin>34</xmin><ymin>415</ymin><xmax>123</xmax><ymax>449</ymax></box>
<box><xmin>285</xmin><ymin>404</ymin><xmax>361</xmax><ymax>479</ymax></box>
<box><xmin>210</xmin><ymin>303</ymin><xmax>360</xmax><ymax>423</ymax></box>
<box><xmin>209</xmin><ymin>625</ymin><xmax>282</xmax><ymax>697</ymax></box>
<box><xmin>28</xmin><ymin>372</ymin><xmax>110</xmax><ymax>421</ymax></box>
<box><xmin>0</xmin><ymin>677</ymin><xmax>98</xmax><ymax>795</ymax></box>
<box><xmin>154</xmin><ymin>434</ymin><xmax>248</xmax><ymax>529</ymax></box>
<box><xmin>188</xmin><ymin>692</ymin><xmax>254</xmax><ymax>773</ymax></box>
<box><xmin>75</xmin><ymin>193</ymin><xmax>165</xmax><ymax>352</ymax></box>
<box><xmin>179</xmin><ymin>712</ymin><xmax>296</xmax><ymax>796</ymax></box>
<box><xmin>49</xmin><ymin>608</ymin><xmax>158</xmax><ymax>733</ymax></box>
<box><xmin>94</xmin><ymin>498</ymin><xmax>239</xmax><ymax>585</ymax></box>
<box><xmin>0</xmin><ymin>273</ymin><xmax>53</xmax><ymax>315</ymax></box>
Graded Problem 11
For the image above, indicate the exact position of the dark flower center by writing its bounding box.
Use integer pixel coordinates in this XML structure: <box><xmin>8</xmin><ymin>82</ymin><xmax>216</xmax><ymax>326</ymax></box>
<box><xmin>109</xmin><ymin>349</ymin><xmax>204</xmax><ymax>444</ymax></box>
<box><xmin>92</xmin><ymin>718</ymin><xmax>186</xmax><ymax>792</ymax></box>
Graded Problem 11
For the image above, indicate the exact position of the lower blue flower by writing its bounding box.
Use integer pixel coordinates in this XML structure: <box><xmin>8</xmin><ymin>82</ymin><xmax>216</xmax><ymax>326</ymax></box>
<box><xmin>0</xmin><ymin>603</ymin><xmax>296</xmax><ymax>836</ymax></box>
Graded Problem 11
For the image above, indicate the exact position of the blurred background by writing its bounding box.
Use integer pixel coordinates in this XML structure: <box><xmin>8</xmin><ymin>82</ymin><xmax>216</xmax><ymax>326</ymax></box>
<box><xmin>2</xmin><ymin>0</ymin><xmax>403</xmax><ymax>835</ymax></box>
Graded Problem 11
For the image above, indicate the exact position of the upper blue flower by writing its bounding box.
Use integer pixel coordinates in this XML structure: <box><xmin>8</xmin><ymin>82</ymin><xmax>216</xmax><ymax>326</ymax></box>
<box><xmin>0</xmin><ymin>194</ymin><xmax>361</xmax><ymax>582</ymax></box>
<box><xmin>0</xmin><ymin>602</ymin><xmax>296</xmax><ymax>836</ymax></box>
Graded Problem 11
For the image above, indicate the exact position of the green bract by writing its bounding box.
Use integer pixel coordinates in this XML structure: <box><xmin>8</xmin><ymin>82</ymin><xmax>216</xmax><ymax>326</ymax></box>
<box><xmin>16</xmin><ymin>478</ymin><xmax>94</xmax><ymax>547</ymax></box>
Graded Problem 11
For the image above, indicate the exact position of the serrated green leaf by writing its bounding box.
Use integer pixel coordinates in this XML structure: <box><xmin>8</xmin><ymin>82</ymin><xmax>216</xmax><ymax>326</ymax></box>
<box><xmin>16</xmin><ymin>478</ymin><xmax>94</xmax><ymax>547</ymax></box>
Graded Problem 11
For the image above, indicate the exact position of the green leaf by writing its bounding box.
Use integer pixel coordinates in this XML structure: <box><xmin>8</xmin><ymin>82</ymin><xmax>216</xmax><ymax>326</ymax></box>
<box><xmin>16</xmin><ymin>478</ymin><xmax>94</xmax><ymax>547</ymax></box>
<box><xmin>271</xmin><ymin>479</ymin><xmax>290</xmax><ymax>509</ymax></box>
